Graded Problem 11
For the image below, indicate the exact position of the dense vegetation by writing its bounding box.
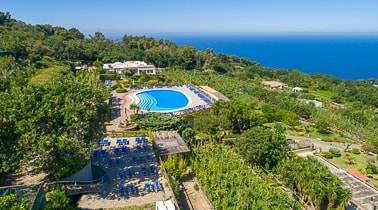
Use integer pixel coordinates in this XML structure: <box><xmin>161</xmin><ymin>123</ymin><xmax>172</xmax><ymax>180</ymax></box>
<box><xmin>1</xmin><ymin>11</ymin><xmax>377</xmax><ymax>208</ymax></box>
<box><xmin>192</xmin><ymin>143</ymin><xmax>300</xmax><ymax>209</ymax></box>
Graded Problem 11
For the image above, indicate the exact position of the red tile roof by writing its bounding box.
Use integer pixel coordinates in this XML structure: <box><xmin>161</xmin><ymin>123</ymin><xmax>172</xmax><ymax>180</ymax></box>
<box><xmin>346</xmin><ymin>169</ymin><xmax>371</xmax><ymax>182</ymax></box>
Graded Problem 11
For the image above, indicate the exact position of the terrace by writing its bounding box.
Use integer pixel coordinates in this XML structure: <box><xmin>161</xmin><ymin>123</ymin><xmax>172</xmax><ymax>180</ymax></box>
<box><xmin>77</xmin><ymin>136</ymin><xmax>172</xmax><ymax>209</ymax></box>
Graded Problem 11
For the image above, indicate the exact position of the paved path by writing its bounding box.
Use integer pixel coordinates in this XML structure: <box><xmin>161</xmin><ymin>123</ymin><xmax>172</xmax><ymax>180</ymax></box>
<box><xmin>181</xmin><ymin>172</ymin><xmax>213</xmax><ymax>210</ymax></box>
<box><xmin>287</xmin><ymin>135</ymin><xmax>362</xmax><ymax>152</ymax></box>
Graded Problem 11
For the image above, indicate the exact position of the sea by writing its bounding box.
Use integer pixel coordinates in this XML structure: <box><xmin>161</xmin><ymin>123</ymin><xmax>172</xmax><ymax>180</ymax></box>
<box><xmin>107</xmin><ymin>32</ymin><xmax>378</xmax><ymax>80</ymax></box>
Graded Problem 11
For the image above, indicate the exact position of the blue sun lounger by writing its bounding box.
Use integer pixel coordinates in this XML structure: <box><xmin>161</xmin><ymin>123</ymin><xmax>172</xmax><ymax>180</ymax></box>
<box><xmin>115</xmin><ymin>158</ymin><xmax>121</xmax><ymax>165</ymax></box>
<box><xmin>128</xmin><ymin>184</ymin><xmax>137</xmax><ymax>195</ymax></box>
<box><xmin>136</xmin><ymin>145</ymin><xmax>142</xmax><ymax>153</ymax></box>
<box><xmin>141</xmin><ymin>136</ymin><xmax>147</xmax><ymax>143</ymax></box>
<box><xmin>92</xmin><ymin>150</ymin><xmax>99</xmax><ymax>157</ymax></box>
<box><xmin>100</xmin><ymin>149</ymin><xmax>106</xmax><ymax>156</ymax></box>
<box><xmin>154</xmin><ymin>181</ymin><xmax>162</xmax><ymax>192</ymax></box>
<box><xmin>142</xmin><ymin>145</ymin><xmax>148</xmax><ymax>152</ymax></box>
<box><xmin>117</xmin><ymin>170</ymin><xmax>124</xmax><ymax>179</ymax></box>
<box><xmin>146</xmin><ymin>154</ymin><xmax>152</xmax><ymax>163</ymax></box>
<box><xmin>108</xmin><ymin>159</ymin><xmax>114</xmax><ymax>167</ymax></box>
<box><xmin>114</xmin><ymin>148</ymin><xmax>121</xmax><ymax>155</ymax></box>
<box><xmin>126</xmin><ymin>168</ymin><xmax>134</xmax><ymax>178</ymax></box>
<box><xmin>139</xmin><ymin>156</ymin><xmax>145</xmax><ymax>163</ymax></box>
<box><xmin>141</xmin><ymin>167</ymin><xmax>148</xmax><ymax>176</ymax></box>
<box><xmin>135</xmin><ymin>137</ymin><xmax>141</xmax><ymax>144</ymax></box>
<box><xmin>149</xmin><ymin>166</ymin><xmax>157</xmax><ymax>175</ymax></box>
<box><xmin>132</xmin><ymin>156</ymin><xmax>138</xmax><ymax>165</ymax></box>
<box><xmin>122</xmin><ymin>138</ymin><xmax>129</xmax><ymax>145</ymax></box>
<box><xmin>121</xmin><ymin>147</ymin><xmax>128</xmax><ymax>154</ymax></box>
<box><xmin>145</xmin><ymin>182</ymin><xmax>153</xmax><ymax>192</ymax></box>
<box><xmin>119</xmin><ymin>185</ymin><xmax>126</xmax><ymax>195</ymax></box>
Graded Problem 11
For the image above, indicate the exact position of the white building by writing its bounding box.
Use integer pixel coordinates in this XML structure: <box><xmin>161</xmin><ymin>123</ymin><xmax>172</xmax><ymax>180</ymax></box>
<box><xmin>103</xmin><ymin>61</ymin><xmax>156</xmax><ymax>75</ymax></box>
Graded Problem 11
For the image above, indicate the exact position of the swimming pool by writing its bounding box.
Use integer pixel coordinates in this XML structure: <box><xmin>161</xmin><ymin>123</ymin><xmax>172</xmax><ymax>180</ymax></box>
<box><xmin>136</xmin><ymin>89</ymin><xmax>190</xmax><ymax>112</ymax></box>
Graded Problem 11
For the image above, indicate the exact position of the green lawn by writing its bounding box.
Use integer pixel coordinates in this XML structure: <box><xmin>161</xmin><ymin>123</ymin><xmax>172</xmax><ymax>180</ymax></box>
<box><xmin>308</xmin><ymin>88</ymin><xmax>336</xmax><ymax>98</ymax></box>
<box><xmin>287</xmin><ymin>128</ymin><xmax>355</xmax><ymax>144</ymax></box>
<box><xmin>328</xmin><ymin>152</ymin><xmax>378</xmax><ymax>187</ymax></box>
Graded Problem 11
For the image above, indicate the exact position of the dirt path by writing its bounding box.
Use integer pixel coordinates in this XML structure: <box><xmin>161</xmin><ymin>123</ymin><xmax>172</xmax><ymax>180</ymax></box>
<box><xmin>181</xmin><ymin>171</ymin><xmax>213</xmax><ymax>210</ymax></box>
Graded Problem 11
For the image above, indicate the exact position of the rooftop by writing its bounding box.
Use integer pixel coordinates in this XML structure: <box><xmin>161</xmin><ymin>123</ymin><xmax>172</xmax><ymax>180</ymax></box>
<box><xmin>346</xmin><ymin>169</ymin><xmax>371</xmax><ymax>182</ymax></box>
<box><xmin>152</xmin><ymin>131</ymin><xmax>190</xmax><ymax>155</ymax></box>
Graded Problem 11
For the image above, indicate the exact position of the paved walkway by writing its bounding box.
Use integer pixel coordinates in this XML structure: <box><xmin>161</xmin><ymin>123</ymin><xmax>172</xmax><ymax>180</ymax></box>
<box><xmin>181</xmin><ymin>171</ymin><xmax>213</xmax><ymax>210</ymax></box>
<box><xmin>287</xmin><ymin>135</ymin><xmax>362</xmax><ymax>152</ymax></box>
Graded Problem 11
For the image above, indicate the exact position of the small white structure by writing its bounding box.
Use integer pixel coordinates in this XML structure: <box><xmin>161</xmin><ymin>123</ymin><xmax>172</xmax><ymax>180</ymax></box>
<box><xmin>156</xmin><ymin>200</ymin><xmax>175</xmax><ymax>210</ymax></box>
<box><xmin>292</xmin><ymin>87</ymin><xmax>303</xmax><ymax>92</ymax></box>
<box><xmin>298</xmin><ymin>99</ymin><xmax>323</xmax><ymax>108</ymax></box>
<box><xmin>103</xmin><ymin>61</ymin><xmax>156</xmax><ymax>75</ymax></box>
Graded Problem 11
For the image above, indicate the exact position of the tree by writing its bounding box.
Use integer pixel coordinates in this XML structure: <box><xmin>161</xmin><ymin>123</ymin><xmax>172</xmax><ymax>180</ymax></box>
<box><xmin>129</xmin><ymin>103</ymin><xmax>140</xmax><ymax>114</ymax></box>
<box><xmin>328</xmin><ymin>147</ymin><xmax>341</xmax><ymax>157</ymax></box>
<box><xmin>314</xmin><ymin>119</ymin><xmax>330</xmax><ymax>134</ymax></box>
<box><xmin>224</xmin><ymin>100</ymin><xmax>251</xmax><ymax>133</ymax></box>
<box><xmin>235</xmin><ymin>125</ymin><xmax>291</xmax><ymax>169</ymax></box>
<box><xmin>182</xmin><ymin>127</ymin><xmax>195</xmax><ymax>146</ymax></box>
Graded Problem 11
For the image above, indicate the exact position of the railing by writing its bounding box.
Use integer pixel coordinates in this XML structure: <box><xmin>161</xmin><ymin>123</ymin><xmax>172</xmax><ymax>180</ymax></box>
<box><xmin>158</xmin><ymin>156</ymin><xmax>181</xmax><ymax>210</ymax></box>
<box><xmin>44</xmin><ymin>174</ymin><xmax>108</xmax><ymax>196</ymax></box>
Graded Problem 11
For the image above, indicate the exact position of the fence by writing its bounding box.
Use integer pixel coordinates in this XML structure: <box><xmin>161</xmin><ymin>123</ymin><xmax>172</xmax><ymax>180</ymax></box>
<box><xmin>158</xmin><ymin>156</ymin><xmax>181</xmax><ymax>210</ymax></box>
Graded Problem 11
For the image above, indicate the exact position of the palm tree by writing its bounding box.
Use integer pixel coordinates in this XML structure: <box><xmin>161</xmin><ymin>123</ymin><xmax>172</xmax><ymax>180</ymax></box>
<box><xmin>129</xmin><ymin>103</ymin><xmax>140</xmax><ymax>114</ymax></box>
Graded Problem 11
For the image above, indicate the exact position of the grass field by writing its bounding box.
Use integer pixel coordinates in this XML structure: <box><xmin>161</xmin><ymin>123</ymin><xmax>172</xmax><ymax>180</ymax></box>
<box><xmin>308</xmin><ymin>88</ymin><xmax>336</xmax><ymax>98</ymax></box>
<box><xmin>287</xmin><ymin>128</ymin><xmax>355</xmax><ymax>144</ymax></box>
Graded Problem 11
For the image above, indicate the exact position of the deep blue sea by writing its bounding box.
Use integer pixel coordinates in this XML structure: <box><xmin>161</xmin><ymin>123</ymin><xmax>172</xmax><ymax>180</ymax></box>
<box><xmin>108</xmin><ymin>33</ymin><xmax>378</xmax><ymax>80</ymax></box>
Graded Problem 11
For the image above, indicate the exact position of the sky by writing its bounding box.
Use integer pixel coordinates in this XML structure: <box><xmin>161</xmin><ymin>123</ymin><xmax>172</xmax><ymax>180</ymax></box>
<box><xmin>2</xmin><ymin>0</ymin><xmax>378</xmax><ymax>35</ymax></box>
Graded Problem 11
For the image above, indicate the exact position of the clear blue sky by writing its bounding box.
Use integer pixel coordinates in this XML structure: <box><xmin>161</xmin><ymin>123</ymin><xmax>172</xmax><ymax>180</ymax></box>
<box><xmin>2</xmin><ymin>0</ymin><xmax>378</xmax><ymax>35</ymax></box>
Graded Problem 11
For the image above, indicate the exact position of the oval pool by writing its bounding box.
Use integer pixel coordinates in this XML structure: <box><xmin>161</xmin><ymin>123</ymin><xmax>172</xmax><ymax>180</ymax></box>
<box><xmin>136</xmin><ymin>89</ymin><xmax>189</xmax><ymax>112</ymax></box>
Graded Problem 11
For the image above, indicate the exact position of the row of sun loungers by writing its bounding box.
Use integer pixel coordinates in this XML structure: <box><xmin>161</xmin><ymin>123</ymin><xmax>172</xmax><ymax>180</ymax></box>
<box><xmin>93</xmin><ymin>144</ymin><xmax>150</xmax><ymax>158</ymax></box>
<box><xmin>116</xmin><ymin>138</ymin><xmax>129</xmax><ymax>145</ymax></box>
<box><xmin>93</xmin><ymin>149</ymin><xmax>107</xmax><ymax>157</ymax></box>
<box><xmin>116</xmin><ymin>165</ymin><xmax>157</xmax><ymax>179</ymax></box>
<box><xmin>187</xmin><ymin>84</ymin><xmax>213</xmax><ymax>104</ymax></box>
<box><xmin>97</xmin><ymin>136</ymin><xmax>148</xmax><ymax>146</ymax></box>
<box><xmin>118</xmin><ymin>181</ymin><xmax>162</xmax><ymax>196</ymax></box>
<box><xmin>118</xmin><ymin>183</ymin><xmax>137</xmax><ymax>195</ymax></box>
<box><xmin>131</xmin><ymin>154</ymin><xmax>154</xmax><ymax>164</ymax></box>
<box><xmin>145</xmin><ymin>181</ymin><xmax>162</xmax><ymax>192</ymax></box>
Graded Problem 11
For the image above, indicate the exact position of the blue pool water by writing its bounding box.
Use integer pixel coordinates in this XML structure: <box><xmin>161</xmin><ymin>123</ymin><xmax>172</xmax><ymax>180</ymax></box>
<box><xmin>136</xmin><ymin>89</ymin><xmax>189</xmax><ymax>111</ymax></box>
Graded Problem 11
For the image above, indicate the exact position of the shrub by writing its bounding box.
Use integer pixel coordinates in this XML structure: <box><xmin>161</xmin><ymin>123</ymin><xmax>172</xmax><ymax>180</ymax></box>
<box><xmin>194</xmin><ymin>183</ymin><xmax>199</xmax><ymax>191</ymax></box>
<box><xmin>45</xmin><ymin>190</ymin><xmax>74</xmax><ymax>210</ymax></box>
<box><xmin>322</xmin><ymin>152</ymin><xmax>333</xmax><ymax>159</ymax></box>
<box><xmin>351</xmin><ymin>148</ymin><xmax>361</xmax><ymax>154</ymax></box>
<box><xmin>329</xmin><ymin>147</ymin><xmax>341</xmax><ymax>157</ymax></box>
<box><xmin>366</xmin><ymin>156</ymin><xmax>375</xmax><ymax>163</ymax></box>
<box><xmin>0</xmin><ymin>194</ymin><xmax>31</xmax><ymax>210</ymax></box>
<box><xmin>115</xmin><ymin>87</ymin><xmax>127</xmax><ymax>93</ymax></box>
<box><xmin>297</xmin><ymin>132</ymin><xmax>304</xmax><ymax>136</ymax></box>
<box><xmin>366</xmin><ymin>163</ymin><xmax>378</xmax><ymax>174</ymax></box>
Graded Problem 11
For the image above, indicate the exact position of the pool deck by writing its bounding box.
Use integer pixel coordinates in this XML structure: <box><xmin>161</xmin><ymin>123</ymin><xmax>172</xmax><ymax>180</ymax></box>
<box><xmin>108</xmin><ymin>85</ymin><xmax>214</xmax><ymax>131</ymax></box>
